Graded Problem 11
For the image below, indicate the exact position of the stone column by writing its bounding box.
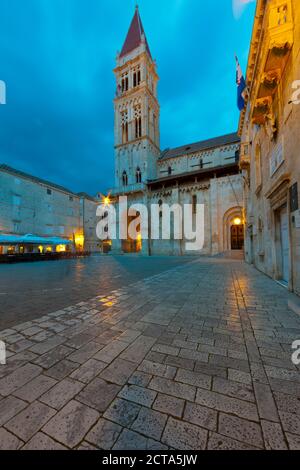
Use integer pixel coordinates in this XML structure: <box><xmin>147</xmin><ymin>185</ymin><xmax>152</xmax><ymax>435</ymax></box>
<box><xmin>141</xmin><ymin>191</ymin><xmax>150</xmax><ymax>256</ymax></box>
<box><xmin>210</xmin><ymin>178</ymin><xmax>220</xmax><ymax>255</ymax></box>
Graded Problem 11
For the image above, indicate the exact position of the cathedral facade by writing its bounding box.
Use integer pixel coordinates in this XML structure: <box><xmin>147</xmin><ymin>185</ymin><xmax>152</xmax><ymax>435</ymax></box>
<box><xmin>109</xmin><ymin>7</ymin><xmax>244</xmax><ymax>256</ymax></box>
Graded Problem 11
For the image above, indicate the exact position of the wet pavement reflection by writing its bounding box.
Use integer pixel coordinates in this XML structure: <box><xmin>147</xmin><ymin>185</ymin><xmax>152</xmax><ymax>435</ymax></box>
<box><xmin>0</xmin><ymin>255</ymin><xmax>192</xmax><ymax>329</ymax></box>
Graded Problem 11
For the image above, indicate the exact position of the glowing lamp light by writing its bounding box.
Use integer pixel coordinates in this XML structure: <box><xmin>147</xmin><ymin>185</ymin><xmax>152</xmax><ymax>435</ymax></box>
<box><xmin>75</xmin><ymin>235</ymin><xmax>84</xmax><ymax>247</ymax></box>
<box><xmin>101</xmin><ymin>194</ymin><xmax>111</xmax><ymax>207</ymax></box>
<box><xmin>56</xmin><ymin>245</ymin><xmax>66</xmax><ymax>253</ymax></box>
<box><xmin>233</xmin><ymin>217</ymin><xmax>242</xmax><ymax>226</ymax></box>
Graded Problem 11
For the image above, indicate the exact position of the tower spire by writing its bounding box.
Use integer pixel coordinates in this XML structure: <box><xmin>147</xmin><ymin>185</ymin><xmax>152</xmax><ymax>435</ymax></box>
<box><xmin>120</xmin><ymin>6</ymin><xmax>152</xmax><ymax>59</ymax></box>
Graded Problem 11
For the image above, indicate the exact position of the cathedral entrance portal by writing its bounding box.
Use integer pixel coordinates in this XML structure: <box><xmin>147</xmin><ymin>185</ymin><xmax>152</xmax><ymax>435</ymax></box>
<box><xmin>121</xmin><ymin>238</ymin><xmax>142</xmax><ymax>253</ymax></box>
<box><xmin>121</xmin><ymin>215</ymin><xmax>142</xmax><ymax>254</ymax></box>
<box><xmin>230</xmin><ymin>223</ymin><xmax>244</xmax><ymax>250</ymax></box>
<box><xmin>223</xmin><ymin>207</ymin><xmax>244</xmax><ymax>252</ymax></box>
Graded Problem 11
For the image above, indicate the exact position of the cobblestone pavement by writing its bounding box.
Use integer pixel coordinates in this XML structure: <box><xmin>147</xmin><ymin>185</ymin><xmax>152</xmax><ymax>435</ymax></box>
<box><xmin>0</xmin><ymin>255</ymin><xmax>192</xmax><ymax>329</ymax></box>
<box><xmin>0</xmin><ymin>257</ymin><xmax>300</xmax><ymax>450</ymax></box>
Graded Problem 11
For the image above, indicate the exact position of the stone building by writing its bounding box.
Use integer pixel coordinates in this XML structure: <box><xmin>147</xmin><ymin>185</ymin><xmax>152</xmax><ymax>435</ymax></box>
<box><xmin>109</xmin><ymin>6</ymin><xmax>244</xmax><ymax>256</ymax></box>
<box><xmin>239</xmin><ymin>0</ymin><xmax>300</xmax><ymax>295</ymax></box>
<box><xmin>0</xmin><ymin>164</ymin><xmax>100</xmax><ymax>254</ymax></box>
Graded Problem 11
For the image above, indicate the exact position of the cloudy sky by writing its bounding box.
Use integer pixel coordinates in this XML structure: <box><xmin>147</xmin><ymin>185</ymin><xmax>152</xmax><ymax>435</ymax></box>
<box><xmin>0</xmin><ymin>0</ymin><xmax>256</xmax><ymax>195</ymax></box>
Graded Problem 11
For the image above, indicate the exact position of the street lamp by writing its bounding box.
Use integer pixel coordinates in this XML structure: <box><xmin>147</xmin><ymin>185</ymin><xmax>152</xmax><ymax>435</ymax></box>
<box><xmin>233</xmin><ymin>217</ymin><xmax>242</xmax><ymax>226</ymax></box>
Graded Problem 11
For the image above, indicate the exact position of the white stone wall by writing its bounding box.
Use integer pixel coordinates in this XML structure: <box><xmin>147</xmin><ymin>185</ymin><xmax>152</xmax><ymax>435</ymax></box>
<box><xmin>0</xmin><ymin>170</ymin><xmax>81</xmax><ymax>239</ymax></box>
<box><xmin>111</xmin><ymin>171</ymin><xmax>244</xmax><ymax>257</ymax></box>
<box><xmin>81</xmin><ymin>198</ymin><xmax>100</xmax><ymax>252</ymax></box>
<box><xmin>157</xmin><ymin>143</ymin><xmax>239</xmax><ymax>178</ymax></box>
<box><xmin>0</xmin><ymin>169</ymin><xmax>100</xmax><ymax>252</ymax></box>
<box><xmin>241</xmin><ymin>0</ymin><xmax>300</xmax><ymax>295</ymax></box>
<box><xmin>114</xmin><ymin>140</ymin><xmax>160</xmax><ymax>189</ymax></box>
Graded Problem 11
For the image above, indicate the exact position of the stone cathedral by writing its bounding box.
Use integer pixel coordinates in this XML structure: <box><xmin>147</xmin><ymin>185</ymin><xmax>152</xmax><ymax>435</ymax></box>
<box><xmin>109</xmin><ymin>6</ymin><xmax>244</xmax><ymax>256</ymax></box>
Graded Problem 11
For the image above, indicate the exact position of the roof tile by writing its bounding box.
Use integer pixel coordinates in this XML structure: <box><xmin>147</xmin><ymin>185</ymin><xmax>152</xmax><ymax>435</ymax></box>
<box><xmin>120</xmin><ymin>7</ymin><xmax>152</xmax><ymax>59</ymax></box>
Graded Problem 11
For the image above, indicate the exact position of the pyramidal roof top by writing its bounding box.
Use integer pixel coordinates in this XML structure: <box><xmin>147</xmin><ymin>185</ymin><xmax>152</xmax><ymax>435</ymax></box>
<box><xmin>120</xmin><ymin>6</ymin><xmax>152</xmax><ymax>59</ymax></box>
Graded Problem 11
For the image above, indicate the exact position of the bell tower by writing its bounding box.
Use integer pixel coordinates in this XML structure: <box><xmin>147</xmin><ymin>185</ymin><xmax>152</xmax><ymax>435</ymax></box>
<box><xmin>114</xmin><ymin>6</ymin><xmax>160</xmax><ymax>189</ymax></box>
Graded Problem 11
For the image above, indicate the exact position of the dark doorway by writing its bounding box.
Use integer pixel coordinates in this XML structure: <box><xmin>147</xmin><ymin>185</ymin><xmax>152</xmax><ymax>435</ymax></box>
<box><xmin>231</xmin><ymin>224</ymin><xmax>244</xmax><ymax>250</ymax></box>
<box><xmin>121</xmin><ymin>215</ymin><xmax>142</xmax><ymax>254</ymax></box>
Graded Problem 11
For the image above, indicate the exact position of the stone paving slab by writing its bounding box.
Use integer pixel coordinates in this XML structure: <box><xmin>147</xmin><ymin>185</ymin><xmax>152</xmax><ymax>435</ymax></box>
<box><xmin>0</xmin><ymin>257</ymin><xmax>300</xmax><ymax>449</ymax></box>
<box><xmin>5</xmin><ymin>401</ymin><xmax>56</xmax><ymax>442</ymax></box>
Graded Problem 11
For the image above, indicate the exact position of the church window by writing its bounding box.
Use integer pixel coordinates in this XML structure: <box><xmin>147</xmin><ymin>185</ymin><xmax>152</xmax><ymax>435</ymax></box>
<box><xmin>121</xmin><ymin>110</ymin><xmax>129</xmax><ymax>143</ymax></box>
<box><xmin>134</xmin><ymin>105</ymin><xmax>142</xmax><ymax>139</ymax></box>
<box><xmin>168</xmin><ymin>166</ymin><xmax>172</xmax><ymax>176</ymax></box>
<box><xmin>200</xmin><ymin>158</ymin><xmax>204</xmax><ymax>169</ymax></box>
<box><xmin>121</xmin><ymin>72</ymin><xmax>129</xmax><ymax>92</ymax></box>
<box><xmin>122</xmin><ymin>171</ymin><xmax>128</xmax><ymax>187</ymax></box>
<box><xmin>192</xmin><ymin>195</ymin><xmax>197</xmax><ymax>214</ymax></box>
<box><xmin>133</xmin><ymin>66</ymin><xmax>141</xmax><ymax>88</ymax></box>
<box><xmin>136</xmin><ymin>167</ymin><xmax>142</xmax><ymax>184</ymax></box>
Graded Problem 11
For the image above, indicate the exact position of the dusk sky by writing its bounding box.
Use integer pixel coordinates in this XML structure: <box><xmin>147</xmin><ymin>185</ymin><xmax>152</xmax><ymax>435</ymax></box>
<box><xmin>0</xmin><ymin>0</ymin><xmax>256</xmax><ymax>196</ymax></box>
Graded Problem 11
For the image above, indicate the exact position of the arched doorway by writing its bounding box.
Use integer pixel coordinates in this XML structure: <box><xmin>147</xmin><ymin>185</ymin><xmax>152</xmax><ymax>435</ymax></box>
<box><xmin>121</xmin><ymin>215</ymin><xmax>142</xmax><ymax>254</ymax></box>
<box><xmin>231</xmin><ymin>223</ymin><xmax>244</xmax><ymax>250</ymax></box>
<box><xmin>223</xmin><ymin>207</ymin><xmax>244</xmax><ymax>252</ymax></box>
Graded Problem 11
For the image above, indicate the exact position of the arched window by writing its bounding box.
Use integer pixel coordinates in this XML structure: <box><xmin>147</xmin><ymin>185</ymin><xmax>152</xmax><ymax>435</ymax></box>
<box><xmin>122</xmin><ymin>171</ymin><xmax>128</xmax><ymax>187</ymax></box>
<box><xmin>136</xmin><ymin>167</ymin><xmax>142</xmax><ymax>184</ymax></box>
<box><xmin>121</xmin><ymin>72</ymin><xmax>129</xmax><ymax>92</ymax></box>
<box><xmin>199</xmin><ymin>158</ymin><xmax>204</xmax><ymax>169</ymax></box>
<box><xmin>133</xmin><ymin>65</ymin><xmax>141</xmax><ymax>88</ymax></box>
<box><xmin>192</xmin><ymin>195</ymin><xmax>197</xmax><ymax>214</ymax></box>
<box><xmin>168</xmin><ymin>166</ymin><xmax>172</xmax><ymax>176</ymax></box>
<box><xmin>134</xmin><ymin>105</ymin><xmax>142</xmax><ymax>139</ymax></box>
<box><xmin>121</xmin><ymin>110</ymin><xmax>129</xmax><ymax>143</ymax></box>
<box><xmin>158</xmin><ymin>199</ymin><xmax>163</xmax><ymax>218</ymax></box>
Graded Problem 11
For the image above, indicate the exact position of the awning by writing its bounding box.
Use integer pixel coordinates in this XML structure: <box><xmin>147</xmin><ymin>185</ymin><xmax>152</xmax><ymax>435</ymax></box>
<box><xmin>0</xmin><ymin>234</ymin><xmax>73</xmax><ymax>245</ymax></box>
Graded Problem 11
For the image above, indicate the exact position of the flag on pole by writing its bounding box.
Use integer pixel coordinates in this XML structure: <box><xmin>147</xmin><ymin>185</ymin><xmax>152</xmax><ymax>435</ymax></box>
<box><xmin>235</xmin><ymin>55</ymin><xmax>247</xmax><ymax>111</ymax></box>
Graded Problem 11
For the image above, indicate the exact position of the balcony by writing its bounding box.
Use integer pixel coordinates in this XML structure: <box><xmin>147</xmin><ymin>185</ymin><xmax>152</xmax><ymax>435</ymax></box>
<box><xmin>250</xmin><ymin>1</ymin><xmax>294</xmax><ymax>126</ymax></box>
<box><xmin>252</xmin><ymin>97</ymin><xmax>272</xmax><ymax>125</ymax></box>
<box><xmin>257</xmin><ymin>69</ymin><xmax>281</xmax><ymax>99</ymax></box>
<box><xmin>109</xmin><ymin>182</ymin><xmax>146</xmax><ymax>197</ymax></box>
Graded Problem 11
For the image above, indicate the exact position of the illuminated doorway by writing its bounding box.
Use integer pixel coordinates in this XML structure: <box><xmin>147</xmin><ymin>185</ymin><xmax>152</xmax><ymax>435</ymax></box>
<box><xmin>231</xmin><ymin>224</ymin><xmax>244</xmax><ymax>250</ymax></box>
<box><xmin>121</xmin><ymin>215</ymin><xmax>142</xmax><ymax>253</ymax></box>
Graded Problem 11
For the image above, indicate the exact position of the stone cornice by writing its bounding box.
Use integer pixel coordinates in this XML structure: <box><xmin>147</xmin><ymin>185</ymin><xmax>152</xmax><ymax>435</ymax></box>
<box><xmin>114</xmin><ymin>136</ymin><xmax>160</xmax><ymax>153</ymax></box>
<box><xmin>264</xmin><ymin>172</ymin><xmax>290</xmax><ymax>200</ymax></box>
<box><xmin>238</xmin><ymin>0</ymin><xmax>266</xmax><ymax>135</ymax></box>
<box><xmin>114</xmin><ymin>52</ymin><xmax>159</xmax><ymax>81</ymax></box>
